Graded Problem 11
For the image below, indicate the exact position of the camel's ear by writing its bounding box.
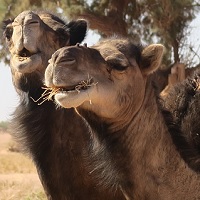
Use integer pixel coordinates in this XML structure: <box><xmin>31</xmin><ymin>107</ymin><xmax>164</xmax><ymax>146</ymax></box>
<box><xmin>140</xmin><ymin>44</ymin><xmax>164</xmax><ymax>75</ymax></box>
<box><xmin>105</xmin><ymin>52</ymin><xmax>129</xmax><ymax>71</ymax></box>
<box><xmin>66</xmin><ymin>19</ymin><xmax>87</xmax><ymax>45</ymax></box>
<box><xmin>2</xmin><ymin>18</ymin><xmax>13</xmax><ymax>41</ymax></box>
<box><xmin>2</xmin><ymin>18</ymin><xmax>13</xmax><ymax>30</ymax></box>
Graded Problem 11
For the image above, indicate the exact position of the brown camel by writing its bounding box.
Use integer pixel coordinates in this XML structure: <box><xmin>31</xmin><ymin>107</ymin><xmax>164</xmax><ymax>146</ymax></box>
<box><xmin>3</xmin><ymin>10</ymin><xmax>87</xmax><ymax>92</ymax></box>
<box><xmin>3</xmin><ymin>11</ymin><xmax>120</xmax><ymax>200</ymax></box>
<box><xmin>160</xmin><ymin>69</ymin><xmax>200</xmax><ymax>172</ymax></box>
<box><xmin>45</xmin><ymin>39</ymin><xmax>200</xmax><ymax>199</ymax></box>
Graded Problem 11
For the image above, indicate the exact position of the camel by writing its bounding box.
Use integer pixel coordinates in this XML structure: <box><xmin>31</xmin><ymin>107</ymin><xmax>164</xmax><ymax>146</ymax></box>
<box><xmin>3</xmin><ymin>10</ymin><xmax>87</xmax><ymax>92</ymax></box>
<box><xmin>3</xmin><ymin>10</ymin><xmax>118</xmax><ymax>200</ymax></box>
<box><xmin>45</xmin><ymin>38</ymin><xmax>200</xmax><ymax>199</ymax></box>
<box><xmin>160</xmin><ymin>69</ymin><xmax>200</xmax><ymax>172</ymax></box>
<box><xmin>4</xmin><ymin>10</ymin><xmax>129</xmax><ymax>200</ymax></box>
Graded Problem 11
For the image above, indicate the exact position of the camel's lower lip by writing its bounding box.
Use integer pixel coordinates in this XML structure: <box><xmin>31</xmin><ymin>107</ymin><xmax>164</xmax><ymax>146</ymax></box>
<box><xmin>52</xmin><ymin>78</ymin><xmax>97</xmax><ymax>108</ymax></box>
<box><xmin>54</xmin><ymin>87</ymin><xmax>93</xmax><ymax>108</ymax></box>
<box><xmin>41</xmin><ymin>78</ymin><xmax>97</xmax><ymax>107</ymax></box>
<box><xmin>11</xmin><ymin>52</ymin><xmax>42</xmax><ymax>73</ymax></box>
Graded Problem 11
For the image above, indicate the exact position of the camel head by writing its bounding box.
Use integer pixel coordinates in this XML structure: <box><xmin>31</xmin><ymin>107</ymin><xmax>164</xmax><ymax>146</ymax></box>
<box><xmin>45</xmin><ymin>39</ymin><xmax>164</xmax><ymax>121</ymax></box>
<box><xmin>3</xmin><ymin>10</ymin><xmax>87</xmax><ymax>90</ymax></box>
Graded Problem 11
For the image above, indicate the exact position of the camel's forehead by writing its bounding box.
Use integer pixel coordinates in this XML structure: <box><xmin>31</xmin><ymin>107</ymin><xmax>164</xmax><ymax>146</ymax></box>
<box><xmin>93</xmin><ymin>39</ymin><xmax>141</xmax><ymax>61</ymax></box>
<box><xmin>94</xmin><ymin>43</ymin><xmax>119</xmax><ymax>55</ymax></box>
<box><xmin>57</xmin><ymin>39</ymin><xmax>141</xmax><ymax>62</ymax></box>
<box><xmin>57</xmin><ymin>45</ymin><xmax>99</xmax><ymax>58</ymax></box>
<box><xmin>95</xmin><ymin>39</ymin><xmax>129</xmax><ymax>51</ymax></box>
<box><xmin>14</xmin><ymin>10</ymin><xmax>64</xmax><ymax>25</ymax></box>
<box><xmin>53</xmin><ymin>39</ymin><xmax>141</xmax><ymax>64</ymax></box>
<box><xmin>14</xmin><ymin>10</ymin><xmax>39</xmax><ymax>22</ymax></box>
<box><xmin>12</xmin><ymin>10</ymin><xmax>66</xmax><ymax>34</ymax></box>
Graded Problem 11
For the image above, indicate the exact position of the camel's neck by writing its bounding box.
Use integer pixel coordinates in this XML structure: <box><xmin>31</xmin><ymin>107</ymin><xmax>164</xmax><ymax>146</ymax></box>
<box><xmin>13</xmin><ymin>71</ymin><xmax>44</xmax><ymax>97</ymax></box>
<box><xmin>13</xmin><ymin>86</ymin><xmax>124</xmax><ymax>199</ymax></box>
<box><xmin>80</xmin><ymin>77</ymin><xmax>200</xmax><ymax>199</ymax></box>
<box><xmin>125</xmin><ymin>78</ymin><xmax>200</xmax><ymax>199</ymax></box>
<box><xmin>128</xmin><ymin>79</ymin><xmax>175</xmax><ymax>165</ymax></box>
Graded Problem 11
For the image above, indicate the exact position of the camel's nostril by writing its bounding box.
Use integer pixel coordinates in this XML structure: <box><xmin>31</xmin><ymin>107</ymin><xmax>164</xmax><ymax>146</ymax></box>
<box><xmin>58</xmin><ymin>58</ymin><xmax>76</xmax><ymax>65</ymax></box>
<box><xmin>28</xmin><ymin>20</ymin><xmax>39</xmax><ymax>25</ymax></box>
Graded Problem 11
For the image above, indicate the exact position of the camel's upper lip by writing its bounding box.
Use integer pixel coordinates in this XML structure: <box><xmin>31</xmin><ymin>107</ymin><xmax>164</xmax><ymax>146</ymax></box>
<box><xmin>56</xmin><ymin>85</ymin><xmax>80</xmax><ymax>92</ymax></box>
<box><xmin>57</xmin><ymin>78</ymin><xmax>96</xmax><ymax>93</ymax></box>
<box><xmin>45</xmin><ymin>78</ymin><xmax>97</xmax><ymax>95</ymax></box>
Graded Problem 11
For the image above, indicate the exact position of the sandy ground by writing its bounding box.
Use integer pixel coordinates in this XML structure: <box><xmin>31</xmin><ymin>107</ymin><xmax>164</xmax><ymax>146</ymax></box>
<box><xmin>0</xmin><ymin>132</ymin><xmax>46</xmax><ymax>200</ymax></box>
<box><xmin>0</xmin><ymin>132</ymin><xmax>11</xmax><ymax>151</ymax></box>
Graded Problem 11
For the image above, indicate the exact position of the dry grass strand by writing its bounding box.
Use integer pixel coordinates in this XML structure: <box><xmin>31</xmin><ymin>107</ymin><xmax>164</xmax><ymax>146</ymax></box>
<box><xmin>30</xmin><ymin>75</ymin><xmax>98</xmax><ymax>105</ymax></box>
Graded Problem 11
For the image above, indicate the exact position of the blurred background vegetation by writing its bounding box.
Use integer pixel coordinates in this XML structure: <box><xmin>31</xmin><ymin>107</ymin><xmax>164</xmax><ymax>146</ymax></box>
<box><xmin>0</xmin><ymin>121</ymin><xmax>10</xmax><ymax>132</ymax></box>
<box><xmin>0</xmin><ymin>0</ymin><xmax>200</xmax><ymax>68</ymax></box>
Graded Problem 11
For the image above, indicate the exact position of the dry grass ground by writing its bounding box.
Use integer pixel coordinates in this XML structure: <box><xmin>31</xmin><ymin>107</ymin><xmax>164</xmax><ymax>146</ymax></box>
<box><xmin>0</xmin><ymin>131</ymin><xmax>46</xmax><ymax>200</ymax></box>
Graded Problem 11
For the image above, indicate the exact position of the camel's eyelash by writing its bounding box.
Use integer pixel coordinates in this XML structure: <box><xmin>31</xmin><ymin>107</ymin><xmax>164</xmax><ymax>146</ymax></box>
<box><xmin>112</xmin><ymin>64</ymin><xmax>127</xmax><ymax>71</ymax></box>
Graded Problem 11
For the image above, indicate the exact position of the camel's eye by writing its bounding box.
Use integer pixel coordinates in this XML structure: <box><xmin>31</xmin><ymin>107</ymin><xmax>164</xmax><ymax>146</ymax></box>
<box><xmin>112</xmin><ymin>64</ymin><xmax>127</xmax><ymax>71</ymax></box>
<box><xmin>4</xmin><ymin>26</ymin><xmax>13</xmax><ymax>41</ymax></box>
<box><xmin>29</xmin><ymin>20</ymin><xmax>39</xmax><ymax>24</ymax></box>
<box><xmin>105</xmin><ymin>53</ymin><xmax>128</xmax><ymax>72</ymax></box>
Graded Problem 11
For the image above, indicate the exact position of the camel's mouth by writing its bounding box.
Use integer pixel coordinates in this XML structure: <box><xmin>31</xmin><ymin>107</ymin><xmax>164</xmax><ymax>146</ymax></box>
<box><xmin>16</xmin><ymin>48</ymin><xmax>40</xmax><ymax>60</ymax></box>
<box><xmin>57</xmin><ymin>77</ymin><xmax>96</xmax><ymax>93</ymax></box>
<box><xmin>32</xmin><ymin>77</ymin><xmax>97</xmax><ymax>106</ymax></box>
<box><xmin>12</xmin><ymin>48</ymin><xmax>42</xmax><ymax>73</ymax></box>
<box><xmin>54</xmin><ymin>77</ymin><xmax>98</xmax><ymax>108</ymax></box>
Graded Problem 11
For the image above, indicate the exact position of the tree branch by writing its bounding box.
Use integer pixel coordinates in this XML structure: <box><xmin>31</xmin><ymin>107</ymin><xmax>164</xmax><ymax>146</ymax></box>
<box><xmin>78</xmin><ymin>0</ymin><xmax>131</xmax><ymax>37</ymax></box>
<box><xmin>79</xmin><ymin>10</ymin><xmax>127</xmax><ymax>36</ymax></box>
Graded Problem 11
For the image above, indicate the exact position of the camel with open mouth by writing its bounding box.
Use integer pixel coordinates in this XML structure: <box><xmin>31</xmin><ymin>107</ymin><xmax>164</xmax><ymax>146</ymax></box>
<box><xmin>3</xmin><ymin>10</ymin><xmax>118</xmax><ymax>200</ymax></box>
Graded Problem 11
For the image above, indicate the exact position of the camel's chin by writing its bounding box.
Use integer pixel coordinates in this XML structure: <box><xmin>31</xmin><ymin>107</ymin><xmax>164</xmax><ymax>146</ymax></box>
<box><xmin>54</xmin><ymin>89</ymin><xmax>93</xmax><ymax>109</ymax></box>
<box><xmin>11</xmin><ymin>53</ymin><xmax>42</xmax><ymax>73</ymax></box>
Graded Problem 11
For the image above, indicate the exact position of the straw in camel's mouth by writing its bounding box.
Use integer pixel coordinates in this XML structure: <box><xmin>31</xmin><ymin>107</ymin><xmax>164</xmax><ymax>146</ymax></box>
<box><xmin>31</xmin><ymin>77</ymin><xmax>97</xmax><ymax>105</ymax></box>
<box><xmin>59</xmin><ymin>77</ymin><xmax>96</xmax><ymax>93</ymax></box>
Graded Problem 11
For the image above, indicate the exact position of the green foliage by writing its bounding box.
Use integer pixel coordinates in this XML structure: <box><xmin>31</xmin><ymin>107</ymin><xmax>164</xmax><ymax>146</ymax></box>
<box><xmin>59</xmin><ymin>0</ymin><xmax>200</xmax><ymax>66</ymax></box>
<box><xmin>0</xmin><ymin>121</ymin><xmax>10</xmax><ymax>132</ymax></box>
<box><xmin>140</xmin><ymin>0</ymin><xmax>197</xmax><ymax>63</ymax></box>
<box><xmin>60</xmin><ymin>0</ymin><xmax>86</xmax><ymax>16</ymax></box>
<box><xmin>0</xmin><ymin>0</ymin><xmax>200</xmax><ymax>67</ymax></box>
<box><xmin>58</xmin><ymin>0</ymin><xmax>200</xmax><ymax>66</ymax></box>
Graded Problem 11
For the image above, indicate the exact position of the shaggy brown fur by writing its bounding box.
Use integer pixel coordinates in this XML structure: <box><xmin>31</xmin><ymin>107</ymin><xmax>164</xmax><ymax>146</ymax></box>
<box><xmin>45</xmin><ymin>39</ymin><xmax>200</xmax><ymax>199</ymax></box>
<box><xmin>160</xmin><ymin>69</ymin><xmax>200</xmax><ymax>172</ymax></box>
<box><xmin>3</xmin><ymin>11</ymin><xmax>123</xmax><ymax>200</ymax></box>
<box><xmin>4</xmin><ymin>10</ymin><xmax>130</xmax><ymax>200</ymax></box>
